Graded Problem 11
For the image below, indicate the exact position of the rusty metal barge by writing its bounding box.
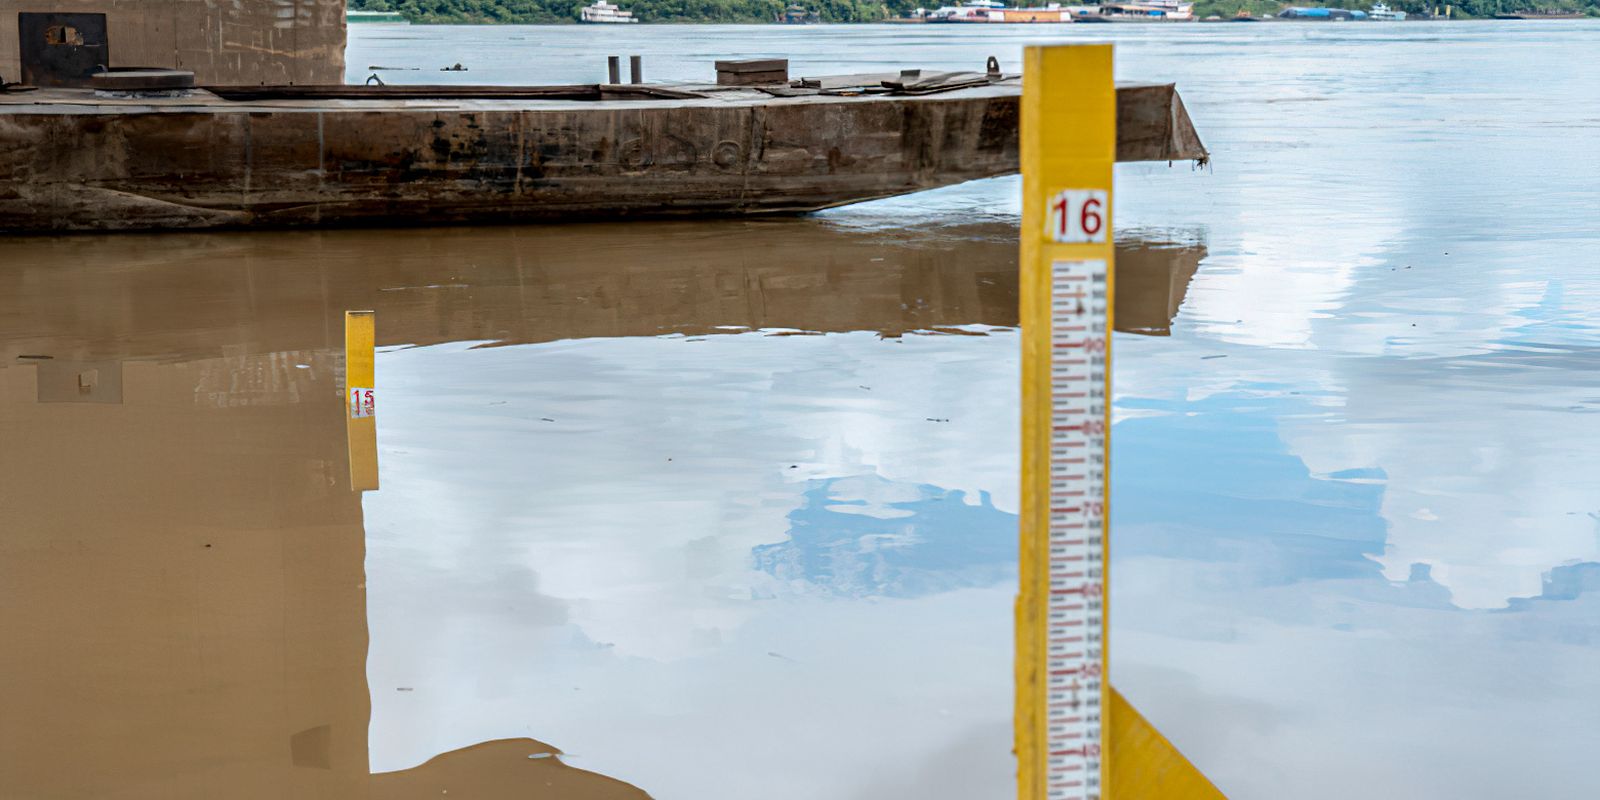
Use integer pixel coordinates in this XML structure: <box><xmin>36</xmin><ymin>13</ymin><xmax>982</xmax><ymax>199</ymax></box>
<box><xmin>0</xmin><ymin>5</ymin><xmax>1203</xmax><ymax>233</ymax></box>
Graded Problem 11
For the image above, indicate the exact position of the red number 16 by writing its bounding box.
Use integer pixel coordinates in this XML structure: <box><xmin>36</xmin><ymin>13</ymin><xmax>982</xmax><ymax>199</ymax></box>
<box><xmin>1047</xmin><ymin>190</ymin><xmax>1108</xmax><ymax>243</ymax></box>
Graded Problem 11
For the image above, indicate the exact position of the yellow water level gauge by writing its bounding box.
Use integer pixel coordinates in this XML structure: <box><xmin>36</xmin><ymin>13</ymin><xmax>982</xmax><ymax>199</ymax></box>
<box><xmin>1017</xmin><ymin>44</ymin><xmax>1225</xmax><ymax>800</ymax></box>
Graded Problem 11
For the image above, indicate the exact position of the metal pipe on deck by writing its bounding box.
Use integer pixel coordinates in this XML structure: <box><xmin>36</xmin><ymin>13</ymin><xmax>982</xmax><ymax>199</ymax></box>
<box><xmin>629</xmin><ymin>55</ymin><xmax>642</xmax><ymax>85</ymax></box>
<box><xmin>607</xmin><ymin>56</ymin><xmax>621</xmax><ymax>84</ymax></box>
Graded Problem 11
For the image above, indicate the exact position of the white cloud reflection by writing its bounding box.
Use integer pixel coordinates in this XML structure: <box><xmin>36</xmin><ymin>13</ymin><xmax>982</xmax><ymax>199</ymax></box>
<box><xmin>364</xmin><ymin>330</ymin><xmax>1021</xmax><ymax>798</ymax></box>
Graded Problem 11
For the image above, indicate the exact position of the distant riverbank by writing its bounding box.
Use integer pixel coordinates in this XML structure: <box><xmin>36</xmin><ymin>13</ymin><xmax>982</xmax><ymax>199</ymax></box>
<box><xmin>349</xmin><ymin>0</ymin><xmax>1597</xmax><ymax>25</ymax></box>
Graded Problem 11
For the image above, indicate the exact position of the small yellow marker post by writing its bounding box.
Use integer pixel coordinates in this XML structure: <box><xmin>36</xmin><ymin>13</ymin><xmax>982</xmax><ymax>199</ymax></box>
<box><xmin>1017</xmin><ymin>44</ymin><xmax>1225</xmax><ymax>800</ymax></box>
<box><xmin>345</xmin><ymin>310</ymin><xmax>379</xmax><ymax>492</ymax></box>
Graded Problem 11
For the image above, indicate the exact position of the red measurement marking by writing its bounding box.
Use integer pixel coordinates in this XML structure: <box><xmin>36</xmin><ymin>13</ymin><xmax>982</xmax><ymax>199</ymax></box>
<box><xmin>1050</xmin><ymin>744</ymin><xmax>1100</xmax><ymax>758</ymax></box>
<box><xmin>1052</xmin><ymin>584</ymin><xmax>1098</xmax><ymax>596</ymax></box>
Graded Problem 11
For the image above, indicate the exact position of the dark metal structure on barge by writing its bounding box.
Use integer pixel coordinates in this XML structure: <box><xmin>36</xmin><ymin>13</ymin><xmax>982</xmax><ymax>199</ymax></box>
<box><xmin>0</xmin><ymin>4</ymin><xmax>1205</xmax><ymax>232</ymax></box>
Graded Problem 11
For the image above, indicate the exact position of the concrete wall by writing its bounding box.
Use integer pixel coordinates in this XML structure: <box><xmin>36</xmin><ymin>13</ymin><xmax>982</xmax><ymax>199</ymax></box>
<box><xmin>0</xmin><ymin>0</ymin><xmax>346</xmax><ymax>86</ymax></box>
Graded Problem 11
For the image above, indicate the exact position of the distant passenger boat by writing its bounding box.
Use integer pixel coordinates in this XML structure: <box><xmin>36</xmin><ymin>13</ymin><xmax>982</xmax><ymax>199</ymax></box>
<box><xmin>346</xmin><ymin>9</ymin><xmax>409</xmax><ymax>23</ymax></box>
<box><xmin>580</xmin><ymin>0</ymin><xmax>639</xmax><ymax>23</ymax></box>
<box><xmin>1071</xmin><ymin>0</ymin><xmax>1196</xmax><ymax>21</ymax></box>
<box><xmin>1369</xmin><ymin>2</ymin><xmax>1407</xmax><ymax>19</ymax></box>
<box><xmin>926</xmin><ymin>0</ymin><xmax>1008</xmax><ymax>21</ymax></box>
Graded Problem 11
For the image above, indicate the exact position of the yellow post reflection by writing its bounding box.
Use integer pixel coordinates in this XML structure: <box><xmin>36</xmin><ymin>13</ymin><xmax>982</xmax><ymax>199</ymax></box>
<box><xmin>346</xmin><ymin>310</ymin><xmax>379</xmax><ymax>492</ymax></box>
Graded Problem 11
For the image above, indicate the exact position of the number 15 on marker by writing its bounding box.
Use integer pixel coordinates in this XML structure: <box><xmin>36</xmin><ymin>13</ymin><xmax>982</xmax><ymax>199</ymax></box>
<box><xmin>1045</xmin><ymin>189</ymin><xmax>1108</xmax><ymax>243</ymax></box>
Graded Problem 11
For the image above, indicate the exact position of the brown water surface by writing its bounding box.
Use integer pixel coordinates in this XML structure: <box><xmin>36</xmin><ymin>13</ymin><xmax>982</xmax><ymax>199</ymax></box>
<box><xmin>0</xmin><ymin>218</ymin><xmax>1198</xmax><ymax>798</ymax></box>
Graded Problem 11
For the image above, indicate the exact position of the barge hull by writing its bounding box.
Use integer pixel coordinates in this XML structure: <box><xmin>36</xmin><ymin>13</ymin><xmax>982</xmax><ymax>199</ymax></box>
<box><xmin>0</xmin><ymin>83</ymin><xmax>1204</xmax><ymax>232</ymax></box>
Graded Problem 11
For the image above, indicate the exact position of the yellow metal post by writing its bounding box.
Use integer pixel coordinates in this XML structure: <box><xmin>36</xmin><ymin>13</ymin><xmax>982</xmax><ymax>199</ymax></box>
<box><xmin>1018</xmin><ymin>44</ymin><xmax>1226</xmax><ymax>800</ymax></box>
<box><xmin>345</xmin><ymin>310</ymin><xmax>379</xmax><ymax>492</ymax></box>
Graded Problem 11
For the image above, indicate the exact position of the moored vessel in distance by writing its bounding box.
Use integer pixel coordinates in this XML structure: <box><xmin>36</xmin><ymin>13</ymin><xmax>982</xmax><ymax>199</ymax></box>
<box><xmin>580</xmin><ymin>0</ymin><xmax>639</xmax><ymax>23</ymax></box>
<box><xmin>777</xmin><ymin>4</ymin><xmax>821</xmax><ymax>22</ymax></box>
<box><xmin>998</xmin><ymin>4</ymin><xmax>1077</xmax><ymax>21</ymax></box>
<box><xmin>1492</xmin><ymin>9</ymin><xmax>1587</xmax><ymax>17</ymax></box>
<box><xmin>1277</xmin><ymin>6</ymin><xmax>1369</xmax><ymax>18</ymax></box>
<box><xmin>1070</xmin><ymin>0</ymin><xmax>1196</xmax><ymax>21</ymax></box>
<box><xmin>1369</xmin><ymin>2</ymin><xmax>1407</xmax><ymax>19</ymax></box>
<box><xmin>926</xmin><ymin>0</ymin><xmax>1009</xmax><ymax>21</ymax></box>
<box><xmin>926</xmin><ymin>0</ymin><xmax>1199</xmax><ymax>21</ymax></box>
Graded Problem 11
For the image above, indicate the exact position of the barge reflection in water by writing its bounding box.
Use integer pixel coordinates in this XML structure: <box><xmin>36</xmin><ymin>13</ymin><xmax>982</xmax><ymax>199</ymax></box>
<box><xmin>0</xmin><ymin>218</ymin><xmax>1202</xmax><ymax>799</ymax></box>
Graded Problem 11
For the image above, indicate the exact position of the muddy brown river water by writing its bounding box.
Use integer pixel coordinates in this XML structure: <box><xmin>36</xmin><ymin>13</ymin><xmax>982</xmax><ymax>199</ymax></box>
<box><xmin>3</xmin><ymin>20</ymin><xmax>1600</xmax><ymax>800</ymax></box>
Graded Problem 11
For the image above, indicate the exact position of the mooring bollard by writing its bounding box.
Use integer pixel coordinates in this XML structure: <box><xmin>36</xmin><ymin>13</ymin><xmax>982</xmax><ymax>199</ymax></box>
<box><xmin>629</xmin><ymin>55</ymin><xmax>642</xmax><ymax>84</ymax></box>
<box><xmin>607</xmin><ymin>55</ymin><xmax>621</xmax><ymax>85</ymax></box>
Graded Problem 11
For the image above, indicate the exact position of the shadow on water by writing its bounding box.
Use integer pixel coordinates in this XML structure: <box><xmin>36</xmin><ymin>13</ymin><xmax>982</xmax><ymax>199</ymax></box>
<box><xmin>0</xmin><ymin>217</ymin><xmax>1203</xmax><ymax>798</ymax></box>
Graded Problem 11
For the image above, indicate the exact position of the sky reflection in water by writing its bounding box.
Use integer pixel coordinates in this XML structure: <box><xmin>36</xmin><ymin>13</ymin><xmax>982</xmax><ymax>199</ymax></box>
<box><xmin>349</xmin><ymin>21</ymin><xmax>1600</xmax><ymax>800</ymax></box>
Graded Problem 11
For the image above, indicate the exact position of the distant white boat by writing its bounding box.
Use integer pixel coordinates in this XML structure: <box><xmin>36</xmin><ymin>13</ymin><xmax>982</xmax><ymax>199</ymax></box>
<box><xmin>926</xmin><ymin>1</ymin><xmax>1006</xmax><ymax>22</ymax></box>
<box><xmin>1369</xmin><ymin>2</ymin><xmax>1407</xmax><ymax>19</ymax></box>
<box><xmin>580</xmin><ymin>0</ymin><xmax>639</xmax><ymax>23</ymax></box>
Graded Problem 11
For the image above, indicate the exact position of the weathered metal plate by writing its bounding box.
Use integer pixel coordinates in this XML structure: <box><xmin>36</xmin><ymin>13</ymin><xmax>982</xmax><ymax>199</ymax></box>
<box><xmin>3</xmin><ymin>0</ymin><xmax>344</xmax><ymax>87</ymax></box>
<box><xmin>18</xmin><ymin>12</ymin><xmax>108</xmax><ymax>88</ymax></box>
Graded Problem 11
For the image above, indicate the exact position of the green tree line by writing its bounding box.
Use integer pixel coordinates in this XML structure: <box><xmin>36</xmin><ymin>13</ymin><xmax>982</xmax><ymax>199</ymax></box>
<box><xmin>351</xmin><ymin>0</ymin><xmax>1595</xmax><ymax>22</ymax></box>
